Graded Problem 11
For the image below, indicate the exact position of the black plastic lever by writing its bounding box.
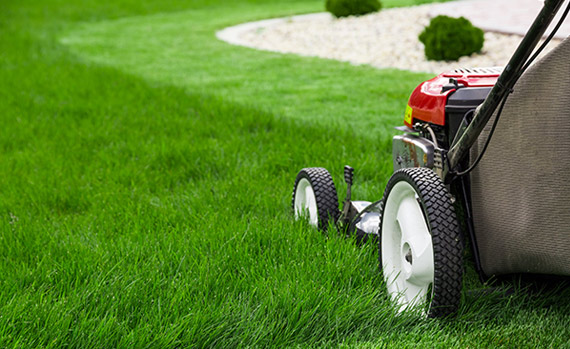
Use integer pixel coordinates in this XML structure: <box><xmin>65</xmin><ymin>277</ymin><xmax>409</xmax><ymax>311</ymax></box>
<box><xmin>344</xmin><ymin>165</ymin><xmax>354</xmax><ymax>201</ymax></box>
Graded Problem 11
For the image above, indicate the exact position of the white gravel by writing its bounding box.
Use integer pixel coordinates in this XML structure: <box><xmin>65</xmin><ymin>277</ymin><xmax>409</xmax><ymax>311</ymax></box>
<box><xmin>216</xmin><ymin>3</ymin><xmax>562</xmax><ymax>74</ymax></box>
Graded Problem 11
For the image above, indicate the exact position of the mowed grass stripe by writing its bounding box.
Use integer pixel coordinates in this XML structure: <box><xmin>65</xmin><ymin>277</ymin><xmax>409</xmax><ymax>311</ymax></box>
<box><xmin>59</xmin><ymin>2</ymin><xmax>433</xmax><ymax>137</ymax></box>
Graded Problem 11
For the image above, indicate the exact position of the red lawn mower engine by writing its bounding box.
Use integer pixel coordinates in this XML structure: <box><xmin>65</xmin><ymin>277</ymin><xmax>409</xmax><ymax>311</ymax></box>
<box><xmin>405</xmin><ymin>68</ymin><xmax>501</xmax><ymax>131</ymax></box>
<box><xmin>394</xmin><ymin>68</ymin><xmax>501</xmax><ymax>171</ymax></box>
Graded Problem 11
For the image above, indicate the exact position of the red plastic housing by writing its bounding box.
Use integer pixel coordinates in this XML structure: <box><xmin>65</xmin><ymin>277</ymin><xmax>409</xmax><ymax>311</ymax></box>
<box><xmin>404</xmin><ymin>68</ymin><xmax>501</xmax><ymax>128</ymax></box>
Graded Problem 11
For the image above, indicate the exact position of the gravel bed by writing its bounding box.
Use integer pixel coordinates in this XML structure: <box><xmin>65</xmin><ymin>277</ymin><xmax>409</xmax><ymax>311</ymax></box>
<box><xmin>217</xmin><ymin>3</ymin><xmax>561</xmax><ymax>74</ymax></box>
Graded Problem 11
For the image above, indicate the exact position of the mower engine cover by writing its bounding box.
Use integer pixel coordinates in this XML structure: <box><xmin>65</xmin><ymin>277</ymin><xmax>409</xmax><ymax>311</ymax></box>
<box><xmin>404</xmin><ymin>68</ymin><xmax>502</xmax><ymax>129</ymax></box>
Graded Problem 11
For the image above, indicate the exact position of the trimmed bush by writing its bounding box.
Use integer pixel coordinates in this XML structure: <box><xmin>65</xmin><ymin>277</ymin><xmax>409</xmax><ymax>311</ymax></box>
<box><xmin>326</xmin><ymin>0</ymin><xmax>381</xmax><ymax>18</ymax></box>
<box><xmin>419</xmin><ymin>15</ymin><xmax>484</xmax><ymax>61</ymax></box>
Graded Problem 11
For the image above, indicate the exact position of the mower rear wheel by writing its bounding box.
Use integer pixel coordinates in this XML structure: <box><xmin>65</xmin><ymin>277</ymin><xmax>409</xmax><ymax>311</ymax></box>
<box><xmin>292</xmin><ymin>168</ymin><xmax>339</xmax><ymax>231</ymax></box>
<box><xmin>379</xmin><ymin>167</ymin><xmax>462</xmax><ymax>317</ymax></box>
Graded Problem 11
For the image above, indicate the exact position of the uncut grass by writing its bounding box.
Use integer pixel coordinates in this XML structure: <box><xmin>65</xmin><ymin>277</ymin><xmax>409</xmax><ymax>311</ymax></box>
<box><xmin>2</xmin><ymin>0</ymin><xmax>570</xmax><ymax>347</ymax></box>
<box><xmin>0</xmin><ymin>67</ymin><xmax>393</xmax><ymax>346</ymax></box>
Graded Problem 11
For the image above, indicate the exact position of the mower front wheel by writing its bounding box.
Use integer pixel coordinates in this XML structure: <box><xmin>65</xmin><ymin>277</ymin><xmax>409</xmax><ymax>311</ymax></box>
<box><xmin>379</xmin><ymin>167</ymin><xmax>463</xmax><ymax>317</ymax></box>
<box><xmin>292</xmin><ymin>168</ymin><xmax>339</xmax><ymax>231</ymax></box>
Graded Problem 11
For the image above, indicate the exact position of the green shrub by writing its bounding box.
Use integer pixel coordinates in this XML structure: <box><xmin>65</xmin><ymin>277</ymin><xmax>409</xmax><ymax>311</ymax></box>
<box><xmin>419</xmin><ymin>15</ymin><xmax>484</xmax><ymax>61</ymax></box>
<box><xmin>325</xmin><ymin>0</ymin><xmax>381</xmax><ymax>18</ymax></box>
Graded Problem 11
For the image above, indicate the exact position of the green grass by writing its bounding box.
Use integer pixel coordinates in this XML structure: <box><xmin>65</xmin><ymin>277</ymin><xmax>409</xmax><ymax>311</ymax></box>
<box><xmin>2</xmin><ymin>0</ymin><xmax>570</xmax><ymax>347</ymax></box>
<box><xmin>59</xmin><ymin>1</ymin><xmax>434</xmax><ymax>137</ymax></box>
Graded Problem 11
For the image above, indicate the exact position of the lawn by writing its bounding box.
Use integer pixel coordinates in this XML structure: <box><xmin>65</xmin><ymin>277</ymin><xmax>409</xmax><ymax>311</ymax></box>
<box><xmin>2</xmin><ymin>0</ymin><xmax>570</xmax><ymax>347</ymax></box>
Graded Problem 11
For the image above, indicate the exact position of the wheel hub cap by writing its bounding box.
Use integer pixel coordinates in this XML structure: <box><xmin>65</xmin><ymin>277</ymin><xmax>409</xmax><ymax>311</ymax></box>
<box><xmin>294</xmin><ymin>178</ymin><xmax>318</xmax><ymax>227</ymax></box>
<box><xmin>381</xmin><ymin>181</ymin><xmax>435</xmax><ymax>312</ymax></box>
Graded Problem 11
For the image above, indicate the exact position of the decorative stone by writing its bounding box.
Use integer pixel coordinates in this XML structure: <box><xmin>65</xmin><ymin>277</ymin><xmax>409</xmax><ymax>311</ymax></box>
<box><xmin>216</xmin><ymin>4</ymin><xmax>561</xmax><ymax>74</ymax></box>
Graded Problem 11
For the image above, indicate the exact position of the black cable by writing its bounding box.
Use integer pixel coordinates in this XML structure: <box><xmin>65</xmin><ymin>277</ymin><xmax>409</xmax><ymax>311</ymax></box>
<box><xmin>520</xmin><ymin>0</ymin><xmax>570</xmax><ymax>75</ymax></box>
<box><xmin>454</xmin><ymin>94</ymin><xmax>510</xmax><ymax>177</ymax></box>
<box><xmin>452</xmin><ymin>0</ymin><xmax>570</xmax><ymax>178</ymax></box>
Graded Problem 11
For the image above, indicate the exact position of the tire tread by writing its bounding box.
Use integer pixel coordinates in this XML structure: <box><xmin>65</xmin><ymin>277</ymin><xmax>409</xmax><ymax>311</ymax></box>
<box><xmin>379</xmin><ymin>167</ymin><xmax>463</xmax><ymax>318</ymax></box>
<box><xmin>292</xmin><ymin>168</ymin><xmax>339</xmax><ymax>231</ymax></box>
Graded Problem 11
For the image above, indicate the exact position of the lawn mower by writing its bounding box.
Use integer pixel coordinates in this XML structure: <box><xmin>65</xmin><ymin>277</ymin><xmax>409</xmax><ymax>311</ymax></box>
<box><xmin>292</xmin><ymin>0</ymin><xmax>570</xmax><ymax>317</ymax></box>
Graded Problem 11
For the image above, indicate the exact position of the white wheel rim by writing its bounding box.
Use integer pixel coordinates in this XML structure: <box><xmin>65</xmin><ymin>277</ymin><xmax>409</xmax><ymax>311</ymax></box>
<box><xmin>294</xmin><ymin>178</ymin><xmax>318</xmax><ymax>227</ymax></box>
<box><xmin>381</xmin><ymin>181</ymin><xmax>434</xmax><ymax>313</ymax></box>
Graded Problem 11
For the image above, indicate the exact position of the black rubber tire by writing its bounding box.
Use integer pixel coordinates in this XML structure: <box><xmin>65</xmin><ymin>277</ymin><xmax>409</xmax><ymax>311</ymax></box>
<box><xmin>378</xmin><ymin>167</ymin><xmax>463</xmax><ymax>318</ymax></box>
<box><xmin>292</xmin><ymin>168</ymin><xmax>340</xmax><ymax>231</ymax></box>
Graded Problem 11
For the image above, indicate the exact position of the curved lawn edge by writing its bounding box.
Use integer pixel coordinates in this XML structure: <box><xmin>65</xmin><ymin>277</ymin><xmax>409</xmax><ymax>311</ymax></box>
<box><xmin>214</xmin><ymin>3</ymin><xmax>562</xmax><ymax>74</ymax></box>
<box><xmin>216</xmin><ymin>12</ymin><xmax>331</xmax><ymax>48</ymax></box>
